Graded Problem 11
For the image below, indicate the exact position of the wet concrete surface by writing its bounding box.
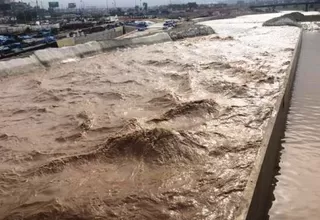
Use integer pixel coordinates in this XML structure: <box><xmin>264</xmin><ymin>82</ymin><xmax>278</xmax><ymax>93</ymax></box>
<box><xmin>269</xmin><ymin>32</ymin><xmax>320</xmax><ymax>220</ymax></box>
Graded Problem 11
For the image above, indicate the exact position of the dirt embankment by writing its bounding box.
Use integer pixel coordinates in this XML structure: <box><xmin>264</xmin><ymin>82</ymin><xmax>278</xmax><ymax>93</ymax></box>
<box><xmin>263</xmin><ymin>12</ymin><xmax>305</xmax><ymax>27</ymax></box>
<box><xmin>168</xmin><ymin>24</ymin><xmax>215</xmax><ymax>40</ymax></box>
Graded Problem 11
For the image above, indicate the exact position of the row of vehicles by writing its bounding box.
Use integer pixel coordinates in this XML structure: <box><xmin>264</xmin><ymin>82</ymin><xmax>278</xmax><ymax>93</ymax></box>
<box><xmin>124</xmin><ymin>19</ymin><xmax>177</xmax><ymax>32</ymax></box>
<box><xmin>0</xmin><ymin>30</ymin><xmax>56</xmax><ymax>58</ymax></box>
<box><xmin>123</xmin><ymin>20</ymin><xmax>155</xmax><ymax>31</ymax></box>
<box><xmin>163</xmin><ymin>20</ymin><xmax>177</xmax><ymax>30</ymax></box>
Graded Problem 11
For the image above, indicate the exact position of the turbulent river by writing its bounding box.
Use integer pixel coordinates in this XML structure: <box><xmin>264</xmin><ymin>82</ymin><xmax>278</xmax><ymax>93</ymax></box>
<box><xmin>0</xmin><ymin>13</ymin><xmax>301</xmax><ymax>220</ymax></box>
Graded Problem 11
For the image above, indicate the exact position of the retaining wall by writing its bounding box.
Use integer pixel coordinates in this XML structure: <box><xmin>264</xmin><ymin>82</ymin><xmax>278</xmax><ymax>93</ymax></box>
<box><xmin>0</xmin><ymin>32</ymin><xmax>172</xmax><ymax>73</ymax></box>
<box><xmin>57</xmin><ymin>38</ymin><xmax>75</xmax><ymax>47</ymax></box>
<box><xmin>97</xmin><ymin>32</ymin><xmax>172</xmax><ymax>51</ymax></box>
<box><xmin>34</xmin><ymin>41</ymin><xmax>102</xmax><ymax>66</ymax></box>
<box><xmin>235</xmin><ymin>30</ymin><xmax>303</xmax><ymax>220</ymax></box>
<box><xmin>38</xmin><ymin>32</ymin><xmax>172</xmax><ymax>66</ymax></box>
<box><xmin>124</xmin><ymin>26</ymin><xmax>137</xmax><ymax>34</ymax></box>
<box><xmin>0</xmin><ymin>55</ymin><xmax>43</xmax><ymax>77</ymax></box>
<box><xmin>131</xmin><ymin>32</ymin><xmax>172</xmax><ymax>45</ymax></box>
<box><xmin>74</xmin><ymin>27</ymin><xmax>124</xmax><ymax>44</ymax></box>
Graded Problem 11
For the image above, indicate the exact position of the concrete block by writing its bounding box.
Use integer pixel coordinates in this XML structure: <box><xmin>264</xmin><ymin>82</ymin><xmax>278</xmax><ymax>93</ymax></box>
<box><xmin>99</xmin><ymin>38</ymin><xmax>132</xmax><ymax>51</ymax></box>
<box><xmin>99</xmin><ymin>32</ymin><xmax>172</xmax><ymax>51</ymax></box>
<box><xmin>57</xmin><ymin>38</ymin><xmax>75</xmax><ymax>48</ymax></box>
<box><xmin>34</xmin><ymin>47</ymin><xmax>77</xmax><ymax>66</ymax></box>
<box><xmin>0</xmin><ymin>55</ymin><xmax>43</xmax><ymax>76</ymax></box>
<box><xmin>74</xmin><ymin>27</ymin><xmax>124</xmax><ymax>44</ymax></box>
<box><xmin>71</xmin><ymin>41</ymin><xmax>102</xmax><ymax>57</ymax></box>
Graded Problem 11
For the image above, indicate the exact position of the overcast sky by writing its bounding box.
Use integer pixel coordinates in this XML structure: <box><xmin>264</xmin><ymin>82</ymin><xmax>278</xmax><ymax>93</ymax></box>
<box><xmin>23</xmin><ymin>0</ymin><xmax>219</xmax><ymax>8</ymax></box>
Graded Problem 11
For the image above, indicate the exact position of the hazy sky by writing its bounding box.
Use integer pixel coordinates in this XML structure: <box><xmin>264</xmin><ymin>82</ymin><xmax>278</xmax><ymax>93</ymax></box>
<box><xmin>23</xmin><ymin>0</ymin><xmax>212</xmax><ymax>8</ymax></box>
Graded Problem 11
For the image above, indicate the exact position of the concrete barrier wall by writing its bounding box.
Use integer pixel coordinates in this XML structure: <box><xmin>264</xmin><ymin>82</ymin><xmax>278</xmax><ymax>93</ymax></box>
<box><xmin>34</xmin><ymin>46</ymin><xmax>78</xmax><ymax>66</ymax></box>
<box><xmin>99</xmin><ymin>32</ymin><xmax>172</xmax><ymax>51</ymax></box>
<box><xmin>124</xmin><ymin>26</ymin><xmax>136</xmax><ymax>34</ymax></box>
<box><xmin>74</xmin><ymin>27</ymin><xmax>124</xmax><ymax>44</ymax></box>
<box><xmin>35</xmin><ymin>32</ymin><xmax>171</xmax><ymax>67</ymax></box>
<box><xmin>131</xmin><ymin>32</ymin><xmax>172</xmax><ymax>45</ymax></box>
<box><xmin>57</xmin><ymin>38</ymin><xmax>76</xmax><ymax>47</ymax></box>
<box><xmin>0</xmin><ymin>24</ymin><xmax>214</xmax><ymax>73</ymax></box>
<box><xmin>0</xmin><ymin>55</ymin><xmax>43</xmax><ymax>76</ymax></box>
<box><xmin>71</xmin><ymin>41</ymin><xmax>102</xmax><ymax>57</ymax></box>
<box><xmin>34</xmin><ymin>41</ymin><xmax>102</xmax><ymax>66</ymax></box>
<box><xmin>235</xmin><ymin>30</ymin><xmax>303</xmax><ymax>220</ymax></box>
<box><xmin>0</xmin><ymin>32</ymin><xmax>172</xmax><ymax>72</ymax></box>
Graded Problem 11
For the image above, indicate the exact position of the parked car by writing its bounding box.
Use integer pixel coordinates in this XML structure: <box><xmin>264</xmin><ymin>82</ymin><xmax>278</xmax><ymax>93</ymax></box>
<box><xmin>0</xmin><ymin>45</ymin><xmax>10</xmax><ymax>57</ymax></box>
<box><xmin>164</xmin><ymin>20</ymin><xmax>177</xmax><ymax>28</ymax></box>
<box><xmin>136</xmin><ymin>22</ymin><xmax>147</xmax><ymax>31</ymax></box>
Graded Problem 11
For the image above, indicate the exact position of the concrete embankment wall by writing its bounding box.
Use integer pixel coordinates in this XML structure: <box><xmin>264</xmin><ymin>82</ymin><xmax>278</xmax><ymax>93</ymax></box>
<box><xmin>0</xmin><ymin>23</ymin><xmax>215</xmax><ymax>74</ymax></box>
<box><xmin>1</xmin><ymin>24</ymin><xmax>214</xmax><ymax>74</ymax></box>
<box><xmin>74</xmin><ymin>27</ymin><xmax>124</xmax><ymax>44</ymax></box>
<box><xmin>56</xmin><ymin>26</ymin><xmax>136</xmax><ymax>47</ymax></box>
<box><xmin>124</xmin><ymin>26</ymin><xmax>137</xmax><ymax>34</ymax></box>
<box><xmin>0</xmin><ymin>32</ymin><xmax>172</xmax><ymax>76</ymax></box>
<box><xmin>56</xmin><ymin>38</ymin><xmax>76</xmax><ymax>47</ymax></box>
<box><xmin>0</xmin><ymin>55</ymin><xmax>44</xmax><ymax>76</ymax></box>
<box><xmin>235</xmin><ymin>30</ymin><xmax>303</xmax><ymax>220</ymax></box>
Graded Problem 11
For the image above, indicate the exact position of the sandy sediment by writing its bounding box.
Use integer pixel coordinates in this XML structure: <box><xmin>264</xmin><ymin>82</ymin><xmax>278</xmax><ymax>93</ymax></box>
<box><xmin>0</xmin><ymin>13</ymin><xmax>300</xmax><ymax>220</ymax></box>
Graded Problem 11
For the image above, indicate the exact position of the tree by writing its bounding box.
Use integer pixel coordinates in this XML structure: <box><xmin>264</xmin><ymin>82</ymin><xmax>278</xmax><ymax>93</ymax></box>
<box><xmin>135</xmin><ymin>5</ymin><xmax>139</xmax><ymax>12</ymax></box>
<box><xmin>16</xmin><ymin>10</ymin><xmax>37</xmax><ymax>23</ymax></box>
<box><xmin>143</xmin><ymin>2</ymin><xmax>148</xmax><ymax>11</ymax></box>
<box><xmin>187</xmin><ymin>2</ymin><xmax>198</xmax><ymax>10</ymax></box>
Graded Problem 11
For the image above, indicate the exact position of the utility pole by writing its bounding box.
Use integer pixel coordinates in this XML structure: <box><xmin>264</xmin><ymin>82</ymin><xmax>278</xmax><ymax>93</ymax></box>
<box><xmin>80</xmin><ymin>0</ymin><xmax>84</xmax><ymax>10</ymax></box>
<box><xmin>79</xmin><ymin>0</ymin><xmax>83</xmax><ymax>14</ymax></box>
<box><xmin>35</xmin><ymin>0</ymin><xmax>39</xmax><ymax>21</ymax></box>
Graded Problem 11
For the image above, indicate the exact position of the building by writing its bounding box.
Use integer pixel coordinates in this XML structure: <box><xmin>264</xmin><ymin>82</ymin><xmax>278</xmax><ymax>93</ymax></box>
<box><xmin>0</xmin><ymin>0</ymin><xmax>12</xmax><ymax>4</ymax></box>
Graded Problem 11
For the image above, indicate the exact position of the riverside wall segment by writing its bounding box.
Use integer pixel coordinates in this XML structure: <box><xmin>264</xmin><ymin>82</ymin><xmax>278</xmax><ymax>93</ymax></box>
<box><xmin>0</xmin><ymin>32</ymin><xmax>173</xmax><ymax>74</ymax></box>
<box><xmin>235</xmin><ymin>30</ymin><xmax>303</xmax><ymax>220</ymax></box>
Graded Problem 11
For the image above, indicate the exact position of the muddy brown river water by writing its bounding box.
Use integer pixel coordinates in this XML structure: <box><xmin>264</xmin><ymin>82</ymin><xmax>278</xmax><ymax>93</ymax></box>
<box><xmin>0</xmin><ymin>31</ymin><xmax>297</xmax><ymax>220</ymax></box>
